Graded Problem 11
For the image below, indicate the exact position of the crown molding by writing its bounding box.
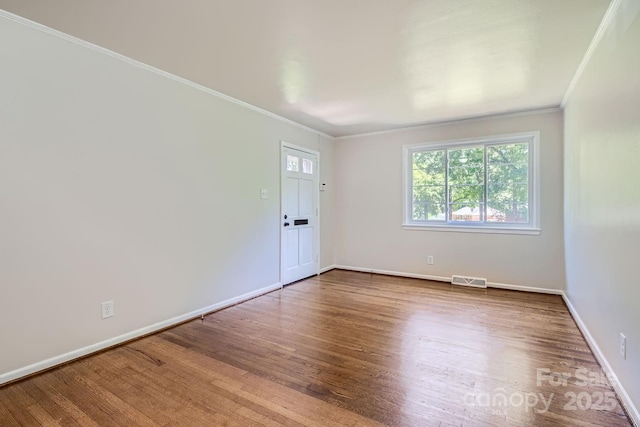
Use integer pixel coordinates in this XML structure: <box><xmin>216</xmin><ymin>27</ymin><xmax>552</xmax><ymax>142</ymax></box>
<box><xmin>561</xmin><ymin>0</ymin><xmax>623</xmax><ymax>107</ymax></box>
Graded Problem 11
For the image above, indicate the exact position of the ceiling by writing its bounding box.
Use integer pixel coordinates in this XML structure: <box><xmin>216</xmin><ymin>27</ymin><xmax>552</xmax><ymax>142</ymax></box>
<box><xmin>0</xmin><ymin>0</ymin><xmax>611</xmax><ymax>137</ymax></box>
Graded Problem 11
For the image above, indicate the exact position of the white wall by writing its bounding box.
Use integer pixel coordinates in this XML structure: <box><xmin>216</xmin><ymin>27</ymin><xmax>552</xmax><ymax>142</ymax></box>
<box><xmin>334</xmin><ymin>110</ymin><xmax>565</xmax><ymax>291</ymax></box>
<box><xmin>0</xmin><ymin>16</ymin><xmax>334</xmax><ymax>380</ymax></box>
<box><xmin>319</xmin><ymin>138</ymin><xmax>335</xmax><ymax>270</ymax></box>
<box><xmin>563</xmin><ymin>0</ymin><xmax>640</xmax><ymax>419</ymax></box>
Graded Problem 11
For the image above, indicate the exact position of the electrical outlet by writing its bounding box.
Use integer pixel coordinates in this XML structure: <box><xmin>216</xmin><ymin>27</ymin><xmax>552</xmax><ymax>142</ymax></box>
<box><xmin>619</xmin><ymin>333</ymin><xmax>626</xmax><ymax>359</ymax></box>
<box><xmin>102</xmin><ymin>301</ymin><xmax>114</xmax><ymax>319</ymax></box>
<box><xmin>260</xmin><ymin>189</ymin><xmax>268</xmax><ymax>199</ymax></box>
<box><xmin>427</xmin><ymin>255</ymin><xmax>434</xmax><ymax>265</ymax></box>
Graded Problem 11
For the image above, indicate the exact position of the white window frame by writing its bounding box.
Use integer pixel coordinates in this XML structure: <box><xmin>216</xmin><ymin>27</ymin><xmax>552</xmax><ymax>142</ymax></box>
<box><xmin>402</xmin><ymin>131</ymin><xmax>541</xmax><ymax>235</ymax></box>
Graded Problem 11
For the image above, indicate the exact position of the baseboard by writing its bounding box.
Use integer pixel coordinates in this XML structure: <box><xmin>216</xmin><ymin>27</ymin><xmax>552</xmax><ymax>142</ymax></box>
<box><xmin>488</xmin><ymin>281</ymin><xmax>564</xmax><ymax>295</ymax></box>
<box><xmin>334</xmin><ymin>264</ymin><xmax>451</xmax><ymax>283</ymax></box>
<box><xmin>319</xmin><ymin>264</ymin><xmax>336</xmax><ymax>274</ymax></box>
<box><xmin>333</xmin><ymin>265</ymin><xmax>564</xmax><ymax>295</ymax></box>
<box><xmin>0</xmin><ymin>282</ymin><xmax>282</xmax><ymax>386</ymax></box>
<box><xmin>562</xmin><ymin>293</ymin><xmax>639</xmax><ymax>426</ymax></box>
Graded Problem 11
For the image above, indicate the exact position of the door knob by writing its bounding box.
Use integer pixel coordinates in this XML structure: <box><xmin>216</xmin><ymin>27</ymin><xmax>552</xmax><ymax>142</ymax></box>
<box><xmin>283</xmin><ymin>222</ymin><xmax>290</xmax><ymax>227</ymax></box>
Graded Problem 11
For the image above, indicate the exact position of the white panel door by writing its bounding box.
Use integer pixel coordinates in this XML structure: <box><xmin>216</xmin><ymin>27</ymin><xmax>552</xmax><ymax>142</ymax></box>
<box><xmin>281</xmin><ymin>145</ymin><xmax>318</xmax><ymax>285</ymax></box>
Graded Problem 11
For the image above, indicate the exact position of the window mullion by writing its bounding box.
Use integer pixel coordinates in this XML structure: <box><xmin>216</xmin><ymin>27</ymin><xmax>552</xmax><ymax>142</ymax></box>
<box><xmin>410</xmin><ymin>150</ymin><xmax>418</xmax><ymax>223</ymax></box>
<box><xmin>408</xmin><ymin>150</ymin><xmax>411</xmax><ymax>223</ymax></box>
<box><xmin>528</xmin><ymin>140</ymin><xmax>533</xmax><ymax>227</ymax></box>
<box><xmin>483</xmin><ymin>145</ymin><xmax>488</xmax><ymax>224</ymax></box>
<box><xmin>445</xmin><ymin>149</ymin><xmax>450</xmax><ymax>223</ymax></box>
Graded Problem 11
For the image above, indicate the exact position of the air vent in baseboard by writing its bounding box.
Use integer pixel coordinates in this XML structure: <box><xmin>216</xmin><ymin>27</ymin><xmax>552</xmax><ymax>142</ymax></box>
<box><xmin>452</xmin><ymin>275</ymin><xmax>487</xmax><ymax>288</ymax></box>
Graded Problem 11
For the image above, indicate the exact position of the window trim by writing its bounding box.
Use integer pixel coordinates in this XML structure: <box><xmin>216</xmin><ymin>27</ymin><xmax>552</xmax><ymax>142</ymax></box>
<box><xmin>402</xmin><ymin>131</ymin><xmax>541</xmax><ymax>235</ymax></box>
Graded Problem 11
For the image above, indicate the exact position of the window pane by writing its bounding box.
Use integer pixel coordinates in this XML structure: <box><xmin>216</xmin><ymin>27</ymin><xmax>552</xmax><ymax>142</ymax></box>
<box><xmin>287</xmin><ymin>155</ymin><xmax>299</xmax><ymax>172</ymax></box>
<box><xmin>413</xmin><ymin>151</ymin><xmax>445</xmax><ymax>184</ymax></box>
<box><xmin>448</xmin><ymin>147</ymin><xmax>484</xmax><ymax>186</ymax></box>
<box><xmin>449</xmin><ymin>144</ymin><xmax>483</xmax><ymax>166</ymax></box>
<box><xmin>448</xmin><ymin>147</ymin><xmax>484</xmax><ymax>222</ymax></box>
<box><xmin>488</xmin><ymin>164</ymin><xmax>527</xmax><ymax>184</ymax></box>
<box><xmin>487</xmin><ymin>184</ymin><xmax>529</xmax><ymax>223</ymax></box>
<box><xmin>487</xmin><ymin>142</ymin><xmax>529</xmax><ymax>165</ymax></box>
<box><xmin>412</xmin><ymin>150</ymin><xmax>445</xmax><ymax>221</ymax></box>
<box><xmin>487</xmin><ymin>143</ymin><xmax>529</xmax><ymax>223</ymax></box>
<box><xmin>450</xmin><ymin>203</ymin><xmax>486</xmax><ymax>222</ymax></box>
<box><xmin>449</xmin><ymin>185</ymin><xmax>484</xmax><ymax>222</ymax></box>
<box><xmin>302</xmin><ymin>158</ymin><xmax>313</xmax><ymax>174</ymax></box>
<box><xmin>413</xmin><ymin>188</ymin><xmax>446</xmax><ymax>220</ymax></box>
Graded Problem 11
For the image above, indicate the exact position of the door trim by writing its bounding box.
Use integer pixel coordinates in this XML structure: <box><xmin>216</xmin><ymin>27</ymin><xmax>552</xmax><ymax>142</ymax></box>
<box><xmin>280</xmin><ymin>141</ymin><xmax>320</xmax><ymax>285</ymax></box>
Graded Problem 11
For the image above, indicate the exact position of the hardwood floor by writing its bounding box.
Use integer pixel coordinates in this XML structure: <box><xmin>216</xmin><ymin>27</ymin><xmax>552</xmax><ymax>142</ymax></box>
<box><xmin>0</xmin><ymin>270</ymin><xmax>632</xmax><ymax>426</ymax></box>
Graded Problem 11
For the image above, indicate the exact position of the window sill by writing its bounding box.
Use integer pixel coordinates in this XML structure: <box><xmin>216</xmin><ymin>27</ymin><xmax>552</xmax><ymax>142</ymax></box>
<box><xmin>401</xmin><ymin>224</ymin><xmax>541</xmax><ymax>235</ymax></box>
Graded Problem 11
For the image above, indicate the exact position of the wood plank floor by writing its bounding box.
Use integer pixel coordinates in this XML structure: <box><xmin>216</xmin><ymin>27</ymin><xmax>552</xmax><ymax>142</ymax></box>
<box><xmin>0</xmin><ymin>270</ymin><xmax>632</xmax><ymax>426</ymax></box>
